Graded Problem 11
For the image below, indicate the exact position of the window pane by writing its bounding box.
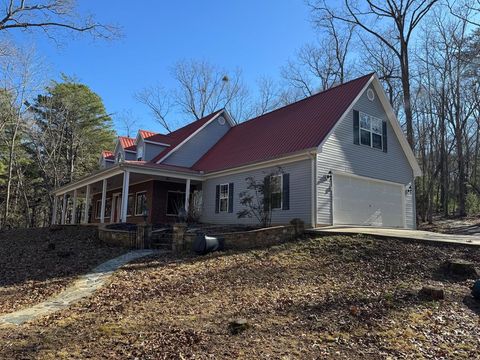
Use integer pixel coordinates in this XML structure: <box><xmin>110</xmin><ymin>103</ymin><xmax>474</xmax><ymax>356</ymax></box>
<box><xmin>360</xmin><ymin>114</ymin><xmax>370</xmax><ymax>129</ymax></box>
<box><xmin>271</xmin><ymin>193</ymin><xmax>282</xmax><ymax>209</ymax></box>
<box><xmin>105</xmin><ymin>198</ymin><xmax>112</xmax><ymax>217</ymax></box>
<box><xmin>371</xmin><ymin>118</ymin><xmax>382</xmax><ymax>134</ymax></box>
<box><xmin>220</xmin><ymin>184</ymin><xmax>228</xmax><ymax>197</ymax></box>
<box><xmin>136</xmin><ymin>193</ymin><xmax>147</xmax><ymax>215</ymax></box>
<box><xmin>220</xmin><ymin>198</ymin><xmax>228</xmax><ymax>212</ymax></box>
<box><xmin>271</xmin><ymin>175</ymin><xmax>281</xmax><ymax>193</ymax></box>
<box><xmin>360</xmin><ymin>129</ymin><xmax>371</xmax><ymax>146</ymax></box>
<box><xmin>372</xmin><ymin>133</ymin><xmax>382</xmax><ymax>149</ymax></box>
<box><xmin>127</xmin><ymin>195</ymin><xmax>134</xmax><ymax>216</ymax></box>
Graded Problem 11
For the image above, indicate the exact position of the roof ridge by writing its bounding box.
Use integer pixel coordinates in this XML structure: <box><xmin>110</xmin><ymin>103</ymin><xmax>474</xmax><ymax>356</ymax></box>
<box><xmin>191</xmin><ymin>73</ymin><xmax>374</xmax><ymax>173</ymax></box>
<box><xmin>234</xmin><ymin>73</ymin><xmax>374</xmax><ymax>128</ymax></box>
<box><xmin>168</xmin><ymin>109</ymin><xmax>223</xmax><ymax>136</ymax></box>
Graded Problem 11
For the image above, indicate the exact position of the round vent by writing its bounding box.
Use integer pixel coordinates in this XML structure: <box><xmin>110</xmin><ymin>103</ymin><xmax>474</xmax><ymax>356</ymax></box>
<box><xmin>218</xmin><ymin>116</ymin><xmax>226</xmax><ymax>125</ymax></box>
<box><xmin>367</xmin><ymin>88</ymin><xmax>375</xmax><ymax>101</ymax></box>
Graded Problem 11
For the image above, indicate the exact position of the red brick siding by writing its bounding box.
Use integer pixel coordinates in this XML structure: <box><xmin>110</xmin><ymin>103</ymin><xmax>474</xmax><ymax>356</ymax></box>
<box><xmin>90</xmin><ymin>180</ymin><xmax>187</xmax><ymax>225</ymax></box>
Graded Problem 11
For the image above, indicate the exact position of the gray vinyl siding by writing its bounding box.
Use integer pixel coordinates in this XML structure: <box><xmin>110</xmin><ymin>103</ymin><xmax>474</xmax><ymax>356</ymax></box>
<box><xmin>316</xmin><ymin>84</ymin><xmax>416</xmax><ymax>229</ymax></box>
<box><xmin>164</xmin><ymin>116</ymin><xmax>230</xmax><ymax>167</ymax></box>
<box><xmin>201</xmin><ymin>159</ymin><xmax>312</xmax><ymax>226</ymax></box>
<box><xmin>144</xmin><ymin>142</ymin><xmax>167</xmax><ymax>161</ymax></box>
<box><xmin>125</xmin><ymin>151</ymin><xmax>136</xmax><ymax>161</ymax></box>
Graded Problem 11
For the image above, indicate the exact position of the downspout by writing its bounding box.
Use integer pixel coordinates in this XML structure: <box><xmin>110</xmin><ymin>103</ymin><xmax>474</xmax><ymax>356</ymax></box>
<box><xmin>309</xmin><ymin>151</ymin><xmax>317</xmax><ymax>228</ymax></box>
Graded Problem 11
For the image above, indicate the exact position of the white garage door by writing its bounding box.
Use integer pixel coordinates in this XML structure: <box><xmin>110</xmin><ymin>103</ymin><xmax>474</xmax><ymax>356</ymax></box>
<box><xmin>333</xmin><ymin>173</ymin><xmax>405</xmax><ymax>228</ymax></box>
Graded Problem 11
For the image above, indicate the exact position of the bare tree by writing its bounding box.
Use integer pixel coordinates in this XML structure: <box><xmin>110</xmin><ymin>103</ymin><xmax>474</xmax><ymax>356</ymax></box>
<box><xmin>310</xmin><ymin>0</ymin><xmax>439</xmax><ymax>147</ymax></box>
<box><xmin>135</xmin><ymin>85</ymin><xmax>173</xmax><ymax>133</ymax></box>
<box><xmin>0</xmin><ymin>45</ymin><xmax>44</xmax><ymax>227</ymax></box>
<box><xmin>282</xmin><ymin>15</ymin><xmax>355</xmax><ymax>96</ymax></box>
<box><xmin>0</xmin><ymin>0</ymin><xmax>119</xmax><ymax>37</ymax></box>
<box><xmin>114</xmin><ymin>109</ymin><xmax>139</xmax><ymax>137</ymax></box>
<box><xmin>253</xmin><ymin>77</ymin><xmax>282</xmax><ymax>116</ymax></box>
<box><xmin>448</xmin><ymin>0</ymin><xmax>480</xmax><ymax>27</ymax></box>
<box><xmin>172</xmin><ymin>59</ymin><xmax>248</xmax><ymax>122</ymax></box>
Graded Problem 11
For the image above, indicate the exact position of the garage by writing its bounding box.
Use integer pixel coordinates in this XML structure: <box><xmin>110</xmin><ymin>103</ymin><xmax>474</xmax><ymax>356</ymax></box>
<box><xmin>332</xmin><ymin>173</ymin><xmax>405</xmax><ymax>228</ymax></box>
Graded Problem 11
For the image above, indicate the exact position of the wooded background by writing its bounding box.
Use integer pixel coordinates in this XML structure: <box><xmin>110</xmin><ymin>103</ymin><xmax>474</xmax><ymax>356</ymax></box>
<box><xmin>0</xmin><ymin>0</ymin><xmax>479</xmax><ymax>228</ymax></box>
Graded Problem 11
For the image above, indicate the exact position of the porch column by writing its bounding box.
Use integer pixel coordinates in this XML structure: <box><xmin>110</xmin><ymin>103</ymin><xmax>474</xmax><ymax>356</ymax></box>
<box><xmin>120</xmin><ymin>170</ymin><xmax>130</xmax><ymax>223</ymax></box>
<box><xmin>71</xmin><ymin>189</ymin><xmax>78</xmax><ymax>224</ymax></box>
<box><xmin>61</xmin><ymin>193</ymin><xmax>67</xmax><ymax>225</ymax></box>
<box><xmin>100</xmin><ymin>179</ymin><xmax>107</xmax><ymax>224</ymax></box>
<box><xmin>83</xmin><ymin>184</ymin><xmax>91</xmax><ymax>224</ymax></box>
<box><xmin>52</xmin><ymin>196</ymin><xmax>58</xmax><ymax>225</ymax></box>
<box><xmin>184</xmin><ymin>178</ymin><xmax>191</xmax><ymax>213</ymax></box>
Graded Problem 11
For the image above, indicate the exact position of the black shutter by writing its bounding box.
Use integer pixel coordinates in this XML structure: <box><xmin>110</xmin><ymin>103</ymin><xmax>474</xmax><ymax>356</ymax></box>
<box><xmin>282</xmin><ymin>173</ymin><xmax>290</xmax><ymax>210</ymax></box>
<box><xmin>353</xmin><ymin>110</ymin><xmax>360</xmax><ymax>145</ymax></box>
<box><xmin>382</xmin><ymin>120</ymin><xmax>388</xmax><ymax>153</ymax></box>
<box><xmin>228</xmin><ymin>183</ymin><xmax>234</xmax><ymax>213</ymax></box>
<box><xmin>215</xmin><ymin>185</ymin><xmax>220</xmax><ymax>213</ymax></box>
<box><xmin>263</xmin><ymin>176</ymin><xmax>270</xmax><ymax>212</ymax></box>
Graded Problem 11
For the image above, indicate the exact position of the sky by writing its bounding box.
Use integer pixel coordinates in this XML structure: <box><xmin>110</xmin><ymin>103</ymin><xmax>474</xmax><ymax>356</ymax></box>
<box><xmin>9</xmin><ymin>0</ymin><xmax>318</xmax><ymax>134</ymax></box>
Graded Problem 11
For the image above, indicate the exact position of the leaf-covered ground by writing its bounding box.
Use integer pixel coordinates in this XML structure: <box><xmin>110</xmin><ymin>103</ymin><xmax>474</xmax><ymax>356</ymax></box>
<box><xmin>1</xmin><ymin>234</ymin><xmax>480</xmax><ymax>359</ymax></box>
<box><xmin>0</xmin><ymin>226</ymin><xmax>125</xmax><ymax>314</ymax></box>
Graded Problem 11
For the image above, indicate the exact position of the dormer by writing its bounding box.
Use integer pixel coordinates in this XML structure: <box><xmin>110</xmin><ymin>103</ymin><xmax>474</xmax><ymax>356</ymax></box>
<box><xmin>99</xmin><ymin>150</ymin><xmax>115</xmax><ymax>169</ymax></box>
<box><xmin>135</xmin><ymin>130</ymin><xmax>171</xmax><ymax>162</ymax></box>
<box><xmin>114</xmin><ymin>136</ymin><xmax>137</xmax><ymax>163</ymax></box>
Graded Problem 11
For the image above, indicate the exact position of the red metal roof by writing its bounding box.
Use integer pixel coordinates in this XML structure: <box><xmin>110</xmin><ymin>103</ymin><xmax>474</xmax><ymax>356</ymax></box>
<box><xmin>118</xmin><ymin>136</ymin><xmax>136</xmax><ymax>152</ymax></box>
<box><xmin>150</xmin><ymin>109</ymin><xmax>223</xmax><ymax>163</ymax></box>
<box><xmin>192</xmin><ymin>74</ymin><xmax>373</xmax><ymax>173</ymax></box>
<box><xmin>101</xmin><ymin>150</ymin><xmax>114</xmax><ymax>160</ymax></box>
<box><xmin>138</xmin><ymin>130</ymin><xmax>172</xmax><ymax>145</ymax></box>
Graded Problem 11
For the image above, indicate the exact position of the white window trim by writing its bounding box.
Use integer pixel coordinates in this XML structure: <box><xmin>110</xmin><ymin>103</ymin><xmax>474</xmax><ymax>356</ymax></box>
<box><xmin>166</xmin><ymin>190</ymin><xmax>186</xmax><ymax>216</ymax></box>
<box><xmin>270</xmin><ymin>174</ymin><xmax>283</xmax><ymax>210</ymax></box>
<box><xmin>359</xmin><ymin>112</ymin><xmax>383</xmax><ymax>150</ymax></box>
<box><xmin>219</xmin><ymin>183</ymin><xmax>229</xmax><ymax>213</ymax></box>
<box><xmin>137</xmin><ymin>145</ymin><xmax>144</xmax><ymax>161</ymax></box>
<box><xmin>134</xmin><ymin>191</ymin><xmax>147</xmax><ymax>216</ymax></box>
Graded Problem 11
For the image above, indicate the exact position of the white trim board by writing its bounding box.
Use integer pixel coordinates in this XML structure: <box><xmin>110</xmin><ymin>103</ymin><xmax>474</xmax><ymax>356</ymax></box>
<box><xmin>317</xmin><ymin>74</ymin><xmax>421</xmax><ymax>177</ymax></box>
<box><xmin>156</xmin><ymin>109</ymin><xmax>226</xmax><ymax>164</ymax></box>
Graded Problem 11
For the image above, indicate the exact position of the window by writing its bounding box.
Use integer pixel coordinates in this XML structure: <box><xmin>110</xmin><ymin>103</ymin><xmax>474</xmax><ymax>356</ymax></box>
<box><xmin>270</xmin><ymin>175</ymin><xmax>282</xmax><ymax>209</ymax></box>
<box><xmin>219</xmin><ymin>184</ymin><xmax>229</xmax><ymax>212</ymax></box>
<box><xmin>167</xmin><ymin>191</ymin><xmax>185</xmax><ymax>216</ymax></box>
<box><xmin>95</xmin><ymin>198</ymin><xmax>111</xmax><ymax>218</ymax></box>
<box><xmin>127</xmin><ymin>194</ymin><xmax>135</xmax><ymax>216</ymax></box>
<box><xmin>95</xmin><ymin>200</ymin><xmax>101</xmax><ymax>219</ymax></box>
<box><xmin>116</xmin><ymin>152</ymin><xmax>123</xmax><ymax>163</ymax></box>
<box><xmin>135</xmin><ymin>192</ymin><xmax>147</xmax><ymax>216</ymax></box>
<box><xmin>137</xmin><ymin>146</ymin><xmax>144</xmax><ymax>161</ymax></box>
<box><xmin>105</xmin><ymin>198</ymin><xmax>112</xmax><ymax>218</ymax></box>
<box><xmin>359</xmin><ymin>112</ymin><xmax>383</xmax><ymax>150</ymax></box>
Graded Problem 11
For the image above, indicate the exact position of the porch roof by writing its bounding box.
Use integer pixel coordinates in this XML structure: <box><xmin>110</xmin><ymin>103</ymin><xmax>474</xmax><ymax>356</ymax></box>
<box><xmin>52</xmin><ymin>162</ymin><xmax>203</xmax><ymax>196</ymax></box>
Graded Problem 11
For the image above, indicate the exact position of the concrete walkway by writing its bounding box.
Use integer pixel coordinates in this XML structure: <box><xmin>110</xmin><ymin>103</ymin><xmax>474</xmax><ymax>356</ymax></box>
<box><xmin>306</xmin><ymin>226</ymin><xmax>480</xmax><ymax>247</ymax></box>
<box><xmin>0</xmin><ymin>249</ymin><xmax>157</xmax><ymax>327</ymax></box>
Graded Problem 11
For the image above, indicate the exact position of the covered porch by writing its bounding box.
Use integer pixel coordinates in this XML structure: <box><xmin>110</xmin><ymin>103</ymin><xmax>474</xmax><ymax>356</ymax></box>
<box><xmin>52</xmin><ymin>163</ymin><xmax>203</xmax><ymax>226</ymax></box>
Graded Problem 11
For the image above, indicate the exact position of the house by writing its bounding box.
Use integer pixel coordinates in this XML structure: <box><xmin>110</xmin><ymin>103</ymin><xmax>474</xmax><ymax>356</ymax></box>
<box><xmin>51</xmin><ymin>73</ymin><xmax>421</xmax><ymax>229</ymax></box>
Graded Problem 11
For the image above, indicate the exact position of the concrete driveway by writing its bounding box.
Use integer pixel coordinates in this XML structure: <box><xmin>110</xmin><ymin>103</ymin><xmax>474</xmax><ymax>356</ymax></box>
<box><xmin>307</xmin><ymin>226</ymin><xmax>480</xmax><ymax>247</ymax></box>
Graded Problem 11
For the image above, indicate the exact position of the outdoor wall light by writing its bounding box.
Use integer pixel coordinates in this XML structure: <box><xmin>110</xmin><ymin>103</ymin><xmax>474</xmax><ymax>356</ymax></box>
<box><xmin>406</xmin><ymin>184</ymin><xmax>413</xmax><ymax>194</ymax></box>
<box><xmin>326</xmin><ymin>171</ymin><xmax>332</xmax><ymax>179</ymax></box>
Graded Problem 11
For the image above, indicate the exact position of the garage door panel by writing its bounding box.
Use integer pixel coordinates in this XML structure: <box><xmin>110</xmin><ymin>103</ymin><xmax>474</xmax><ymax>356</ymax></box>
<box><xmin>333</xmin><ymin>174</ymin><xmax>404</xmax><ymax>228</ymax></box>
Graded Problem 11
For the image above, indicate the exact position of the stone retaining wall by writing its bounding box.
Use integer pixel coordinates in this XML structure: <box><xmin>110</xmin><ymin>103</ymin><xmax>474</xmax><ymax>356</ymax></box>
<box><xmin>97</xmin><ymin>220</ymin><xmax>304</xmax><ymax>253</ymax></box>
<box><xmin>181</xmin><ymin>224</ymin><xmax>302</xmax><ymax>253</ymax></box>
<box><xmin>97</xmin><ymin>226</ymin><xmax>134</xmax><ymax>248</ymax></box>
